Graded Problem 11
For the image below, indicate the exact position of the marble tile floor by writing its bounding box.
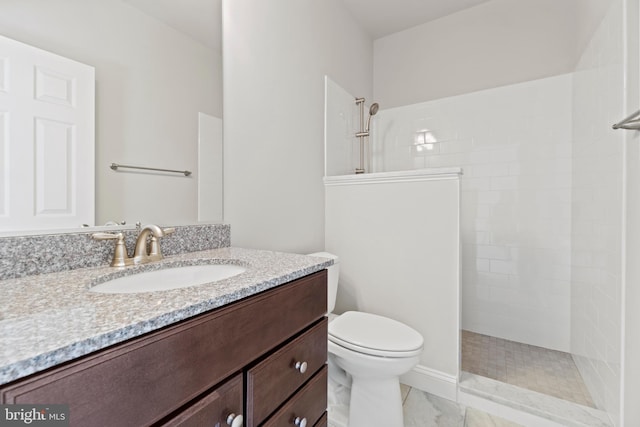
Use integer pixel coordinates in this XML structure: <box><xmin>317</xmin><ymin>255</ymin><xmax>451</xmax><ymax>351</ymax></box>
<box><xmin>461</xmin><ymin>330</ymin><xmax>594</xmax><ymax>407</ymax></box>
<box><xmin>328</xmin><ymin>378</ymin><xmax>522</xmax><ymax>427</ymax></box>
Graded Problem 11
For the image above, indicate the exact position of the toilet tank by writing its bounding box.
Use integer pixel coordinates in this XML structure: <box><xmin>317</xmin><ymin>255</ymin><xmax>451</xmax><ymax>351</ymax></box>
<box><xmin>308</xmin><ymin>252</ymin><xmax>339</xmax><ymax>313</ymax></box>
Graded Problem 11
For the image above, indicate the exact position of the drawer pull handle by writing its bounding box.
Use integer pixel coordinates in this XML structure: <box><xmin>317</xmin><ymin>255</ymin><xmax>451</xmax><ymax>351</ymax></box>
<box><xmin>226</xmin><ymin>413</ymin><xmax>243</xmax><ymax>427</ymax></box>
<box><xmin>294</xmin><ymin>361</ymin><xmax>308</xmax><ymax>374</ymax></box>
<box><xmin>294</xmin><ymin>416</ymin><xmax>307</xmax><ymax>427</ymax></box>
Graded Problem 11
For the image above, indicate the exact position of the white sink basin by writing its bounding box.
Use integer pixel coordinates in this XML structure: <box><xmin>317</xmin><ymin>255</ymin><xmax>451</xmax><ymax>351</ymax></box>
<box><xmin>90</xmin><ymin>264</ymin><xmax>246</xmax><ymax>294</ymax></box>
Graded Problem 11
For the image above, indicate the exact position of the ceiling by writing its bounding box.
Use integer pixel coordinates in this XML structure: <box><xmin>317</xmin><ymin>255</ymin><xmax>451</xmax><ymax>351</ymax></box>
<box><xmin>123</xmin><ymin>0</ymin><xmax>222</xmax><ymax>51</ymax></box>
<box><xmin>341</xmin><ymin>0</ymin><xmax>492</xmax><ymax>39</ymax></box>
<box><xmin>123</xmin><ymin>0</ymin><xmax>492</xmax><ymax>52</ymax></box>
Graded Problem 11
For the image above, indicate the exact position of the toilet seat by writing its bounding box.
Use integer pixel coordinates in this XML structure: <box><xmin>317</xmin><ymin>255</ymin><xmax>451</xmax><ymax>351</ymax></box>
<box><xmin>328</xmin><ymin>311</ymin><xmax>423</xmax><ymax>358</ymax></box>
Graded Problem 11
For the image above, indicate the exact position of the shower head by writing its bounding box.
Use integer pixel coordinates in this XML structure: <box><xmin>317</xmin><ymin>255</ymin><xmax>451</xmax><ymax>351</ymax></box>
<box><xmin>365</xmin><ymin>102</ymin><xmax>380</xmax><ymax>132</ymax></box>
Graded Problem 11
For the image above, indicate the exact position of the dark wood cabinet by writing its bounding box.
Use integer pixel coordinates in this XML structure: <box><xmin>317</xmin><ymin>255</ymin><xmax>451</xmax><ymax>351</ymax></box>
<box><xmin>314</xmin><ymin>413</ymin><xmax>328</xmax><ymax>427</ymax></box>
<box><xmin>261</xmin><ymin>367</ymin><xmax>327</xmax><ymax>427</ymax></box>
<box><xmin>1</xmin><ymin>270</ymin><xmax>328</xmax><ymax>427</ymax></box>
<box><xmin>246</xmin><ymin>319</ymin><xmax>327</xmax><ymax>426</ymax></box>
<box><xmin>159</xmin><ymin>373</ymin><xmax>243</xmax><ymax>427</ymax></box>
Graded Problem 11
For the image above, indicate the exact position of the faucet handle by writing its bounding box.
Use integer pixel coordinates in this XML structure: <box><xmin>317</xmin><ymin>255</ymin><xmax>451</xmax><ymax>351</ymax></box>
<box><xmin>92</xmin><ymin>232</ymin><xmax>131</xmax><ymax>267</ymax></box>
<box><xmin>91</xmin><ymin>232</ymin><xmax>121</xmax><ymax>241</ymax></box>
<box><xmin>148</xmin><ymin>227</ymin><xmax>175</xmax><ymax>258</ymax></box>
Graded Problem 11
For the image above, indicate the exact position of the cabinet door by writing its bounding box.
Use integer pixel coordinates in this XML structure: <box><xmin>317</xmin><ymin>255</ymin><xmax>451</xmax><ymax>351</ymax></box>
<box><xmin>159</xmin><ymin>374</ymin><xmax>243</xmax><ymax>427</ymax></box>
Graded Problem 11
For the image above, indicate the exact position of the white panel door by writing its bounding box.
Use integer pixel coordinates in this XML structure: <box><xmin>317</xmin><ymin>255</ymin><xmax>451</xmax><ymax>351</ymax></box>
<box><xmin>0</xmin><ymin>35</ymin><xmax>94</xmax><ymax>231</ymax></box>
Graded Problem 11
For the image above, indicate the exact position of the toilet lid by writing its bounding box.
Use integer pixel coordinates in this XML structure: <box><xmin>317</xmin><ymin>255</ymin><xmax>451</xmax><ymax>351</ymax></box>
<box><xmin>328</xmin><ymin>311</ymin><xmax>424</xmax><ymax>357</ymax></box>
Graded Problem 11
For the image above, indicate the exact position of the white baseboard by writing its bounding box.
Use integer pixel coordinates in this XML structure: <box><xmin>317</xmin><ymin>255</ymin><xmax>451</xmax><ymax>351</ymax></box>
<box><xmin>400</xmin><ymin>364</ymin><xmax>457</xmax><ymax>401</ymax></box>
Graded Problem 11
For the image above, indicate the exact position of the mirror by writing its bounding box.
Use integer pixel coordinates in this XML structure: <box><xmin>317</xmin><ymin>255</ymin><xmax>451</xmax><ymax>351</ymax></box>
<box><xmin>0</xmin><ymin>0</ymin><xmax>223</xmax><ymax>235</ymax></box>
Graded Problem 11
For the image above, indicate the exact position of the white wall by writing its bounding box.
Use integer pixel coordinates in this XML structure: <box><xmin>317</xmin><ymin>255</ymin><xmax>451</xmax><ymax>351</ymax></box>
<box><xmin>571</xmin><ymin>0</ymin><xmax>625</xmax><ymax>423</ymax></box>
<box><xmin>373</xmin><ymin>0</ymin><xmax>607</xmax><ymax>108</ymax></box>
<box><xmin>369</xmin><ymin>75</ymin><xmax>573</xmax><ymax>351</ymax></box>
<box><xmin>623</xmin><ymin>2</ymin><xmax>640</xmax><ymax>426</ymax></box>
<box><xmin>325</xmin><ymin>171</ymin><xmax>460</xmax><ymax>398</ymax></box>
<box><xmin>0</xmin><ymin>0</ymin><xmax>222</xmax><ymax>226</ymax></box>
<box><xmin>223</xmin><ymin>0</ymin><xmax>372</xmax><ymax>253</ymax></box>
<box><xmin>198</xmin><ymin>114</ymin><xmax>223</xmax><ymax>223</ymax></box>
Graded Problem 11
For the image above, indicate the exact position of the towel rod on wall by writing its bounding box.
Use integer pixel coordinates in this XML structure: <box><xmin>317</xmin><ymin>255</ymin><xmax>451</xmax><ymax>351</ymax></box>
<box><xmin>613</xmin><ymin>109</ymin><xmax>640</xmax><ymax>130</ymax></box>
<box><xmin>110</xmin><ymin>163</ymin><xmax>192</xmax><ymax>176</ymax></box>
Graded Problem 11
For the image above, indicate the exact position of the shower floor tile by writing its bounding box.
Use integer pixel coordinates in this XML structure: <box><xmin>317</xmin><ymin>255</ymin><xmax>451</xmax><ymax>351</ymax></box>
<box><xmin>461</xmin><ymin>330</ymin><xmax>595</xmax><ymax>408</ymax></box>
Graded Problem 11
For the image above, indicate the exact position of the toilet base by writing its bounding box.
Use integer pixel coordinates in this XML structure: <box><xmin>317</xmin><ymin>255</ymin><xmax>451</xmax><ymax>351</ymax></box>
<box><xmin>328</xmin><ymin>344</ymin><xmax>418</xmax><ymax>427</ymax></box>
<box><xmin>349</xmin><ymin>376</ymin><xmax>404</xmax><ymax>427</ymax></box>
<box><xmin>328</xmin><ymin>353</ymin><xmax>351</xmax><ymax>388</ymax></box>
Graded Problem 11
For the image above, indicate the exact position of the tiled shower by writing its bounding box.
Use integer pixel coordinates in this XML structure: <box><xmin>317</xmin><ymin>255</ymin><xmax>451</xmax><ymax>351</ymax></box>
<box><xmin>571</xmin><ymin>0</ymin><xmax>625</xmax><ymax>418</ymax></box>
<box><xmin>325</xmin><ymin>0</ymin><xmax>628</xmax><ymax>423</ymax></box>
<box><xmin>371</xmin><ymin>74</ymin><xmax>573</xmax><ymax>353</ymax></box>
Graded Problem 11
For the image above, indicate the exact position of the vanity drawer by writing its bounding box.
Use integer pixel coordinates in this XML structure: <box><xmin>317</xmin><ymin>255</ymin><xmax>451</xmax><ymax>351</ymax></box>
<box><xmin>246</xmin><ymin>318</ymin><xmax>328</xmax><ymax>426</ymax></box>
<box><xmin>0</xmin><ymin>271</ymin><xmax>327</xmax><ymax>427</ymax></box>
<box><xmin>159</xmin><ymin>373</ymin><xmax>243</xmax><ymax>427</ymax></box>
<box><xmin>261</xmin><ymin>366</ymin><xmax>327</xmax><ymax>427</ymax></box>
<box><xmin>314</xmin><ymin>413</ymin><xmax>328</xmax><ymax>427</ymax></box>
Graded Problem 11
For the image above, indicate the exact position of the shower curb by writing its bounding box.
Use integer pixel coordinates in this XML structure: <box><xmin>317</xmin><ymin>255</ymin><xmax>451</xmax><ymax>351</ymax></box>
<box><xmin>458</xmin><ymin>372</ymin><xmax>612</xmax><ymax>427</ymax></box>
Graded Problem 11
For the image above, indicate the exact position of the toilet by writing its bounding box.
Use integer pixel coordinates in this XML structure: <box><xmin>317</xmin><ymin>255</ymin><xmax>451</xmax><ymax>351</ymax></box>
<box><xmin>308</xmin><ymin>252</ymin><xmax>424</xmax><ymax>427</ymax></box>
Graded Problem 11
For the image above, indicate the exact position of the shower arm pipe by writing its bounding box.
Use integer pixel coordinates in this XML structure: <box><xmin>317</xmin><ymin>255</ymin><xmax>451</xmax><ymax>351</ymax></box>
<box><xmin>612</xmin><ymin>109</ymin><xmax>640</xmax><ymax>130</ymax></box>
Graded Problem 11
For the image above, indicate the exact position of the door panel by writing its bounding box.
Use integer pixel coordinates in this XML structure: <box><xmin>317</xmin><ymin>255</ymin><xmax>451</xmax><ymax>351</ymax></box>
<box><xmin>0</xmin><ymin>34</ymin><xmax>94</xmax><ymax>231</ymax></box>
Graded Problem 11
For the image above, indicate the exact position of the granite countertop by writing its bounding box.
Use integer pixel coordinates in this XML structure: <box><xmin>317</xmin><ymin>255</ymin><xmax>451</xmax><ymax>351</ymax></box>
<box><xmin>0</xmin><ymin>247</ymin><xmax>332</xmax><ymax>385</ymax></box>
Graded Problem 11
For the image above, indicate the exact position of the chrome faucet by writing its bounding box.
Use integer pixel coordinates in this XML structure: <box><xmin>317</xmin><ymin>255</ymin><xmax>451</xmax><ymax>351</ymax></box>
<box><xmin>92</xmin><ymin>224</ymin><xmax>175</xmax><ymax>267</ymax></box>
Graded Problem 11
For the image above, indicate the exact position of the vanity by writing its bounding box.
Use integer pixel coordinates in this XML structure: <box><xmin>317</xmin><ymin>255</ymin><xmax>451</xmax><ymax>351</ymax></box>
<box><xmin>0</xmin><ymin>239</ymin><xmax>331</xmax><ymax>427</ymax></box>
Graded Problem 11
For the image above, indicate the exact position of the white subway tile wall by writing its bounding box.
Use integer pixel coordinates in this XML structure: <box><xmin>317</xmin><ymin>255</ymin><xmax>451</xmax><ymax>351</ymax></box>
<box><xmin>368</xmin><ymin>74</ymin><xmax>573</xmax><ymax>353</ymax></box>
<box><xmin>570</xmin><ymin>0</ymin><xmax>623</xmax><ymax>422</ymax></box>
